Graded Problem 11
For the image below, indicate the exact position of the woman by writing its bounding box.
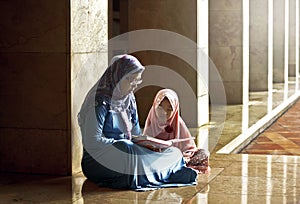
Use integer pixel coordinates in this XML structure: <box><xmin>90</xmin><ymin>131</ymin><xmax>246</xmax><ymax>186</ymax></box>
<box><xmin>143</xmin><ymin>89</ymin><xmax>210</xmax><ymax>174</ymax></box>
<box><xmin>77</xmin><ymin>55</ymin><xmax>198</xmax><ymax>191</ymax></box>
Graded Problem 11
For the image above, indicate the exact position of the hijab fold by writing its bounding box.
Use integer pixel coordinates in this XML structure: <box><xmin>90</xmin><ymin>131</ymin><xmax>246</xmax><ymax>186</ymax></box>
<box><xmin>78</xmin><ymin>54</ymin><xmax>145</xmax><ymax>139</ymax></box>
<box><xmin>143</xmin><ymin>89</ymin><xmax>197</xmax><ymax>156</ymax></box>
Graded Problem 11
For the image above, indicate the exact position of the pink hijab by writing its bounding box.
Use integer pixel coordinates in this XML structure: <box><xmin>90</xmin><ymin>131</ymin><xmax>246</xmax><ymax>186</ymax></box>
<box><xmin>143</xmin><ymin>89</ymin><xmax>197</xmax><ymax>157</ymax></box>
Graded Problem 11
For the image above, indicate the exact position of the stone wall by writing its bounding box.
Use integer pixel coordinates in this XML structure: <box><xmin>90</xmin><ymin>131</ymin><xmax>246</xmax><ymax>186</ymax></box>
<box><xmin>0</xmin><ymin>0</ymin><xmax>70</xmax><ymax>174</ymax></box>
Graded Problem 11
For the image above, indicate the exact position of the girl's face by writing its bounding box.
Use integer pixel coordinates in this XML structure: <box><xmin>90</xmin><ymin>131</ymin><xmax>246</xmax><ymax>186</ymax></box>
<box><xmin>118</xmin><ymin>72</ymin><xmax>143</xmax><ymax>96</ymax></box>
<box><xmin>159</xmin><ymin>97</ymin><xmax>174</xmax><ymax>120</ymax></box>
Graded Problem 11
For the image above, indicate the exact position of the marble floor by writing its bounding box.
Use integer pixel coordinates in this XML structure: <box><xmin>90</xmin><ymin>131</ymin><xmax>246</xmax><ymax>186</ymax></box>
<box><xmin>240</xmin><ymin>98</ymin><xmax>300</xmax><ymax>155</ymax></box>
<box><xmin>1</xmin><ymin>153</ymin><xmax>299</xmax><ymax>203</ymax></box>
<box><xmin>1</xmin><ymin>83</ymin><xmax>300</xmax><ymax>203</ymax></box>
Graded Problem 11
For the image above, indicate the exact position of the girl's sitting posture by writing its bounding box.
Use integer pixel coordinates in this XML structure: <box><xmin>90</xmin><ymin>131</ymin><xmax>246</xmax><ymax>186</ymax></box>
<box><xmin>143</xmin><ymin>89</ymin><xmax>210</xmax><ymax>174</ymax></box>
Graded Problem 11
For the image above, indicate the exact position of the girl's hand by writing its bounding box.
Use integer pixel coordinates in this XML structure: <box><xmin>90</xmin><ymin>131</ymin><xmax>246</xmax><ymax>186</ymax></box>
<box><xmin>188</xmin><ymin>165</ymin><xmax>211</xmax><ymax>175</ymax></box>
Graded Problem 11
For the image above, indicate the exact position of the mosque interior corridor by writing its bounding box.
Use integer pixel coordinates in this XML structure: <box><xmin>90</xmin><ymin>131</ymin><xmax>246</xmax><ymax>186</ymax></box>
<box><xmin>1</xmin><ymin>0</ymin><xmax>300</xmax><ymax>203</ymax></box>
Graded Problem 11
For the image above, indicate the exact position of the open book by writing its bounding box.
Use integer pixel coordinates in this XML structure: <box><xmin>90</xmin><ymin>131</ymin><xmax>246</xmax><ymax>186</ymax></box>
<box><xmin>132</xmin><ymin>135</ymin><xmax>195</xmax><ymax>150</ymax></box>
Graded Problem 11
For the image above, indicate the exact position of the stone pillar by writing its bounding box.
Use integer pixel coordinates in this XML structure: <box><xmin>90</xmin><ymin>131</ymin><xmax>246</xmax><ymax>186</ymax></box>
<box><xmin>126</xmin><ymin>0</ymin><xmax>202</xmax><ymax>128</ymax></box>
<box><xmin>209</xmin><ymin>0</ymin><xmax>243</xmax><ymax>104</ymax></box>
<box><xmin>0</xmin><ymin>0</ymin><xmax>70</xmax><ymax>175</ymax></box>
<box><xmin>274</xmin><ymin>0</ymin><xmax>285</xmax><ymax>83</ymax></box>
<box><xmin>71</xmin><ymin>0</ymin><xmax>108</xmax><ymax>174</ymax></box>
<box><xmin>249</xmin><ymin>0</ymin><xmax>268</xmax><ymax>91</ymax></box>
<box><xmin>289</xmin><ymin>0</ymin><xmax>296</xmax><ymax>77</ymax></box>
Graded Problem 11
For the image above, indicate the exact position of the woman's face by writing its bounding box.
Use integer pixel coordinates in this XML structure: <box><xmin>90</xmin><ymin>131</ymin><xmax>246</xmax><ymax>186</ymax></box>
<box><xmin>159</xmin><ymin>98</ymin><xmax>174</xmax><ymax>120</ymax></box>
<box><xmin>119</xmin><ymin>72</ymin><xmax>143</xmax><ymax>95</ymax></box>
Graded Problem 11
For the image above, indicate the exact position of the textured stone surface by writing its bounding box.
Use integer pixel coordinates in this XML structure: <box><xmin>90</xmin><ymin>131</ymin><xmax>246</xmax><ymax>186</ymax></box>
<box><xmin>0</xmin><ymin>0</ymin><xmax>68</xmax><ymax>52</ymax></box>
<box><xmin>209</xmin><ymin>1</ymin><xmax>243</xmax><ymax>104</ymax></box>
<box><xmin>0</xmin><ymin>0</ymin><xmax>70</xmax><ymax>175</ymax></box>
<box><xmin>0</xmin><ymin>128</ymin><xmax>68</xmax><ymax>174</ymax></box>
<box><xmin>70</xmin><ymin>0</ymin><xmax>108</xmax><ymax>174</ymax></box>
<box><xmin>249</xmin><ymin>0</ymin><xmax>268</xmax><ymax>91</ymax></box>
<box><xmin>71</xmin><ymin>0</ymin><xmax>108</xmax><ymax>53</ymax></box>
<box><xmin>273</xmin><ymin>0</ymin><xmax>285</xmax><ymax>83</ymax></box>
<box><xmin>0</xmin><ymin>53</ymin><xmax>68</xmax><ymax>129</ymax></box>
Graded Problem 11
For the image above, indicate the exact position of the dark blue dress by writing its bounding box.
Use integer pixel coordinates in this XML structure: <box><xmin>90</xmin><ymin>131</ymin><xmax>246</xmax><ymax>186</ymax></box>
<box><xmin>78</xmin><ymin>95</ymin><xmax>197</xmax><ymax>191</ymax></box>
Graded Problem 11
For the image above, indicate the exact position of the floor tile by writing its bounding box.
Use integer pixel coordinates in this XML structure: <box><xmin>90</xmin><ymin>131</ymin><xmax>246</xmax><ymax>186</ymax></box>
<box><xmin>240</xmin><ymin>99</ymin><xmax>300</xmax><ymax>156</ymax></box>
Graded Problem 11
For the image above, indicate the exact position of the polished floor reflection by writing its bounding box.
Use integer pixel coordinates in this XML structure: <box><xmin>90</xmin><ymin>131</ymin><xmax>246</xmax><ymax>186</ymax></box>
<box><xmin>214</xmin><ymin>79</ymin><xmax>300</xmax><ymax>154</ymax></box>
<box><xmin>240</xmin><ymin>98</ymin><xmax>300</xmax><ymax>155</ymax></box>
<box><xmin>1</xmin><ymin>153</ymin><xmax>299</xmax><ymax>203</ymax></box>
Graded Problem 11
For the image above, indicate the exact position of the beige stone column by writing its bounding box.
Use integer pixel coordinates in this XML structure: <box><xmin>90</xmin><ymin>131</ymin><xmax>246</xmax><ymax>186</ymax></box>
<box><xmin>296</xmin><ymin>0</ymin><xmax>300</xmax><ymax>91</ymax></box>
<box><xmin>249</xmin><ymin>0</ymin><xmax>268</xmax><ymax>91</ymax></box>
<box><xmin>126</xmin><ymin>0</ymin><xmax>201</xmax><ymax>128</ymax></box>
<box><xmin>289</xmin><ymin>0</ymin><xmax>297</xmax><ymax>78</ymax></box>
<box><xmin>209</xmin><ymin>0</ymin><xmax>243</xmax><ymax>104</ymax></box>
<box><xmin>71</xmin><ymin>0</ymin><xmax>108</xmax><ymax>174</ymax></box>
<box><xmin>274</xmin><ymin>0</ymin><xmax>285</xmax><ymax>83</ymax></box>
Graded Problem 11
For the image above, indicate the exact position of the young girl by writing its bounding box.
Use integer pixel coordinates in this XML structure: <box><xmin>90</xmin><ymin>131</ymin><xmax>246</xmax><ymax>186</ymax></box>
<box><xmin>143</xmin><ymin>88</ymin><xmax>210</xmax><ymax>174</ymax></box>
